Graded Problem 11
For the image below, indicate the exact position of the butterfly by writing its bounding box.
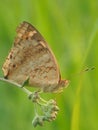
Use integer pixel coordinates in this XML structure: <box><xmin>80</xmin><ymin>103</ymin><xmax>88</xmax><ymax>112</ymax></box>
<box><xmin>2</xmin><ymin>21</ymin><xmax>69</xmax><ymax>93</ymax></box>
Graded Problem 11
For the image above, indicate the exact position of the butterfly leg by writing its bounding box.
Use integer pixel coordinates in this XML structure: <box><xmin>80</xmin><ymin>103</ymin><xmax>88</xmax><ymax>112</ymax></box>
<box><xmin>28</xmin><ymin>90</ymin><xmax>41</xmax><ymax>102</ymax></box>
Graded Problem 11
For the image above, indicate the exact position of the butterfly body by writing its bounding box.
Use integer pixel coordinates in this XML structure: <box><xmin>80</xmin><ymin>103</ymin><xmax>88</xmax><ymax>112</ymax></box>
<box><xmin>2</xmin><ymin>21</ymin><xmax>69</xmax><ymax>92</ymax></box>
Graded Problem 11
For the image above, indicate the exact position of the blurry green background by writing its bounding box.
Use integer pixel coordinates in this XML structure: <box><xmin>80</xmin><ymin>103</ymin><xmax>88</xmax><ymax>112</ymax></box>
<box><xmin>0</xmin><ymin>0</ymin><xmax>97</xmax><ymax>130</ymax></box>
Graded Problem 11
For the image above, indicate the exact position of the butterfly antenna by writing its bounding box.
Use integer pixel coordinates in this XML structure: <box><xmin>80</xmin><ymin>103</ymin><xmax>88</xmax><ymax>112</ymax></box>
<box><xmin>67</xmin><ymin>66</ymin><xmax>95</xmax><ymax>79</ymax></box>
<box><xmin>79</xmin><ymin>66</ymin><xmax>95</xmax><ymax>74</ymax></box>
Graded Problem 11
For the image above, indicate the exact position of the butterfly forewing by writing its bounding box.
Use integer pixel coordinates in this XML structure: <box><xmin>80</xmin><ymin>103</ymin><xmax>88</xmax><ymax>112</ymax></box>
<box><xmin>2</xmin><ymin>21</ymin><xmax>64</xmax><ymax>92</ymax></box>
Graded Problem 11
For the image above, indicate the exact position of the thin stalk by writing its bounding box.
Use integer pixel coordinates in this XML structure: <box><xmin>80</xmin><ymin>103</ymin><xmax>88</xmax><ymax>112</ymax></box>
<box><xmin>0</xmin><ymin>77</ymin><xmax>32</xmax><ymax>96</ymax></box>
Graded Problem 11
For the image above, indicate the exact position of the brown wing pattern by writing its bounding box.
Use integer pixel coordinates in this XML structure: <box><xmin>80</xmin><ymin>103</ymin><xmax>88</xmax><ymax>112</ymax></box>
<box><xmin>2</xmin><ymin>21</ymin><xmax>61</xmax><ymax>91</ymax></box>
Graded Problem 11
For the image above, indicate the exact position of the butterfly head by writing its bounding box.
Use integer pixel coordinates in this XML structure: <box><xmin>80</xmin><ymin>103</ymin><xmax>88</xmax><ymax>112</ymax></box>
<box><xmin>52</xmin><ymin>79</ymin><xmax>69</xmax><ymax>93</ymax></box>
<box><xmin>59</xmin><ymin>79</ymin><xmax>69</xmax><ymax>88</ymax></box>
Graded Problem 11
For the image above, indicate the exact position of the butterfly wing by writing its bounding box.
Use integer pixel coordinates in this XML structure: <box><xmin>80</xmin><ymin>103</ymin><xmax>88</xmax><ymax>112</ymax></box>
<box><xmin>2</xmin><ymin>21</ymin><xmax>61</xmax><ymax>92</ymax></box>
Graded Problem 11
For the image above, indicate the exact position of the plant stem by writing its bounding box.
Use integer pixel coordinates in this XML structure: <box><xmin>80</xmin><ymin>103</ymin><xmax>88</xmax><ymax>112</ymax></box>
<box><xmin>0</xmin><ymin>77</ymin><xmax>32</xmax><ymax>96</ymax></box>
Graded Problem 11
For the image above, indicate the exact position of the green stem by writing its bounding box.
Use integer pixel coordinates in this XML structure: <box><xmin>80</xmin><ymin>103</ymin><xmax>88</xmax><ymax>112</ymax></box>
<box><xmin>0</xmin><ymin>77</ymin><xmax>32</xmax><ymax>96</ymax></box>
